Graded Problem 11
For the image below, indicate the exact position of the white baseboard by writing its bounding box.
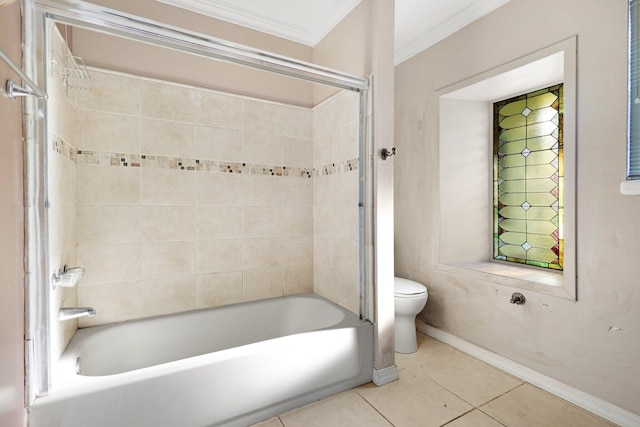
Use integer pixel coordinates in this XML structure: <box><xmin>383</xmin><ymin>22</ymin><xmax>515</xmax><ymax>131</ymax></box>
<box><xmin>418</xmin><ymin>323</ymin><xmax>640</xmax><ymax>427</ymax></box>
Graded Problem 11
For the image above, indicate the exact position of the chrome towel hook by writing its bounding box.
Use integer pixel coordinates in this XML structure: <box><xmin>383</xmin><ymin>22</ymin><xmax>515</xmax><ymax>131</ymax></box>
<box><xmin>381</xmin><ymin>147</ymin><xmax>396</xmax><ymax>160</ymax></box>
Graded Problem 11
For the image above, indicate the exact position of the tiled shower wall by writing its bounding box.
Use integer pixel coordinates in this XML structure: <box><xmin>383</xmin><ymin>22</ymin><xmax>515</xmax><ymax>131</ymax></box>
<box><xmin>51</xmin><ymin>67</ymin><xmax>360</xmax><ymax>328</ymax></box>
<box><xmin>48</xmin><ymin>28</ymin><xmax>79</xmax><ymax>361</ymax></box>
<box><xmin>312</xmin><ymin>91</ymin><xmax>360</xmax><ymax>314</ymax></box>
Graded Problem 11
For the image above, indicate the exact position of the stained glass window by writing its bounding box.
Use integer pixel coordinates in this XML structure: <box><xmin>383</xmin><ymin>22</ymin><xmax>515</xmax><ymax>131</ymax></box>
<box><xmin>493</xmin><ymin>84</ymin><xmax>563</xmax><ymax>270</ymax></box>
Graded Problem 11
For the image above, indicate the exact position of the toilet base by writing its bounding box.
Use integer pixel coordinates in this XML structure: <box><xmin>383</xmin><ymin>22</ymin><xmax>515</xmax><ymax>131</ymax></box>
<box><xmin>394</xmin><ymin>317</ymin><xmax>419</xmax><ymax>354</ymax></box>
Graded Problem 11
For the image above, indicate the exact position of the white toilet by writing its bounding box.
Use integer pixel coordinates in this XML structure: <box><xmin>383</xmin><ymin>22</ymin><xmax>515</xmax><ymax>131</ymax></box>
<box><xmin>394</xmin><ymin>277</ymin><xmax>428</xmax><ymax>353</ymax></box>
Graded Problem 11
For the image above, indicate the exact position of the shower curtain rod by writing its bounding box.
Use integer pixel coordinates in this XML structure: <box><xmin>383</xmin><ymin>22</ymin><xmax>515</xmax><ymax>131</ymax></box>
<box><xmin>0</xmin><ymin>48</ymin><xmax>48</xmax><ymax>99</ymax></box>
<box><xmin>30</xmin><ymin>0</ymin><xmax>369</xmax><ymax>92</ymax></box>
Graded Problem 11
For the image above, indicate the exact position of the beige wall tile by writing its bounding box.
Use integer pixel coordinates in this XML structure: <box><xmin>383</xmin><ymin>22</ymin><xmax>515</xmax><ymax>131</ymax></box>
<box><xmin>242</xmin><ymin>131</ymin><xmax>284</xmax><ymax>166</ymax></box>
<box><xmin>313</xmin><ymin>175</ymin><xmax>334</xmax><ymax>206</ymax></box>
<box><xmin>313</xmin><ymin>205</ymin><xmax>333</xmax><ymax>237</ymax></box>
<box><xmin>76</xmin><ymin>205</ymin><xmax>141</xmax><ymax>245</ymax></box>
<box><xmin>283</xmin><ymin>136</ymin><xmax>312</xmax><ymax>168</ymax></box>
<box><xmin>48</xmin><ymin>204</ymin><xmax>76</xmax><ymax>260</ymax></box>
<box><xmin>196</xmin><ymin>272</ymin><xmax>243</xmax><ymax>309</ymax></box>
<box><xmin>141</xmin><ymin>168</ymin><xmax>196</xmax><ymax>206</ymax></box>
<box><xmin>142</xmin><ymin>206</ymin><xmax>196</xmax><ymax>242</ymax></box>
<box><xmin>76</xmin><ymin>109</ymin><xmax>140</xmax><ymax>153</ymax></box>
<box><xmin>284</xmin><ymin>236</ymin><xmax>313</xmax><ymax>266</ymax></box>
<box><xmin>313</xmin><ymin>264</ymin><xmax>332</xmax><ymax>299</ymax></box>
<box><xmin>332</xmin><ymin>90</ymin><xmax>360</xmax><ymax>130</ymax></box>
<box><xmin>196</xmin><ymin>239</ymin><xmax>243</xmax><ymax>274</ymax></box>
<box><xmin>282</xmin><ymin>207</ymin><xmax>313</xmax><ymax>236</ymax></box>
<box><xmin>47</xmin><ymin>150</ymin><xmax>77</xmax><ymax>205</ymax></box>
<box><xmin>141</xmin><ymin>241</ymin><xmax>195</xmax><ymax>279</ymax></box>
<box><xmin>243</xmin><ymin>237</ymin><xmax>283</xmax><ymax>270</ymax></box>
<box><xmin>192</xmin><ymin>89</ymin><xmax>243</xmax><ymax>129</ymax></box>
<box><xmin>195</xmin><ymin>126</ymin><xmax>242</xmax><ymax>162</ymax></box>
<box><xmin>313</xmin><ymin>91</ymin><xmax>358</xmax><ymax>139</ymax></box>
<box><xmin>77</xmin><ymin>282</ymin><xmax>143</xmax><ymax>327</ymax></box>
<box><xmin>332</xmin><ymin>122</ymin><xmax>359</xmax><ymax>162</ymax></box>
<box><xmin>332</xmin><ymin>206</ymin><xmax>359</xmax><ymax>242</ymax></box>
<box><xmin>312</xmin><ymin>97</ymin><xmax>335</xmax><ymax>140</ymax></box>
<box><xmin>197</xmin><ymin>206</ymin><xmax>242</xmax><ymax>240</ymax></box>
<box><xmin>140</xmin><ymin>275</ymin><xmax>196</xmax><ymax>317</ymax></box>
<box><xmin>282</xmin><ymin>178</ymin><xmax>313</xmax><ymax>207</ymax></box>
<box><xmin>283</xmin><ymin>263</ymin><xmax>313</xmax><ymax>296</ymax></box>
<box><xmin>77</xmin><ymin>243</ymin><xmax>141</xmax><ymax>285</ymax></box>
<box><xmin>313</xmin><ymin>236</ymin><xmax>334</xmax><ymax>270</ymax></box>
<box><xmin>282</xmin><ymin>107</ymin><xmax>312</xmax><ymax>139</ymax></box>
<box><xmin>243</xmin><ymin>206</ymin><xmax>283</xmax><ymax>237</ymax></box>
<box><xmin>140</xmin><ymin>118</ymin><xmax>195</xmax><ymax>158</ymax></box>
<box><xmin>242</xmin><ymin>175</ymin><xmax>283</xmax><ymax>206</ymax></box>
<box><xmin>333</xmin><ymin>170</ymin><xmax>359</xmax><ymax>206</ymax></box>
<box><xmin>333</xmin><ymin>239</ymin><xmax>359</xmax><ymax>279</ymax></box>
<box><xmin>140</xmin><ymin>80</ymin><xmax>193</xmax><ymax>122</ymax></box>
<box><xmin>313</xmin><ymin>132</ymin><xmax>332</xmax><ymax>167</ymax></box>
<box><xmin>76</xmin><ymin>69</ymin><xmax>141</xmax><ymax>115</ymax></box>
<box><xmin>197</xmin><ymin>172</ymin><xmax>242</xmax><ymax>206</ymax></box>
<box><xmin>243</xmin><ymin>266</ymin><xmax>283</xmax><ymax>302</ymax></box>
<box><xmin>332</xmin><ymin>271</ymin><xmax>359</xmax><ymax>314</ymax></box>
<box><xmin>243</xmin><ymin>99</ymin><xmax>286</xmax><ymax>135</ymax></box>
<box><xmin>77</xmin><ymin>165</ymin><xmax>140</xmax><ymax>205</ymax></box>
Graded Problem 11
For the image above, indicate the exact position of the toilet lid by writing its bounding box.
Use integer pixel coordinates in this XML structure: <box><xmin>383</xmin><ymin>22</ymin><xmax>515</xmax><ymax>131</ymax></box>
<box><xmin>394</xmin><ymin>277</ymin><xmax>427</xmax><ymax>296</ymax></box>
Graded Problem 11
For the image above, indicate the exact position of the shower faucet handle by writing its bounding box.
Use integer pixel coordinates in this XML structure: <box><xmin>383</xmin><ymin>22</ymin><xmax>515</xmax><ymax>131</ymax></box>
<box><xmin>381</xmin><ymin>147</ymin><xmax>396</xmax><ymax>160</ymax></box>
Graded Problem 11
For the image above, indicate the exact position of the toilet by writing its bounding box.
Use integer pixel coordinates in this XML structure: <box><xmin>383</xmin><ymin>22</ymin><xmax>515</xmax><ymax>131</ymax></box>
<box><xmin>394</xmin><ymin>277</ymin><xmax>428</xmax><ymax>353</ymax></box>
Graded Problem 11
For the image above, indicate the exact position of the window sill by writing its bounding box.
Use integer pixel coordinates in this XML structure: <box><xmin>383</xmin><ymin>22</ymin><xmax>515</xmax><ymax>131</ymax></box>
<box><xmin>620</xmin><ymin>180</ymin><xmax>640</xmax><ymax>196</ymax></box>
<box><xmin>435</xmin><ymin>261</ymin><xmax>575</xmax><ymax>300</ymax></box>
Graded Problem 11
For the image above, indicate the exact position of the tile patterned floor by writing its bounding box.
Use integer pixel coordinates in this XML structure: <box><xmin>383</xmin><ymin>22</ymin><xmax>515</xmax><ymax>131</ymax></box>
<box><xmin>252</xmin><ymin>332</ymin><xmax>616</xmax><ymax>427</ymax></box>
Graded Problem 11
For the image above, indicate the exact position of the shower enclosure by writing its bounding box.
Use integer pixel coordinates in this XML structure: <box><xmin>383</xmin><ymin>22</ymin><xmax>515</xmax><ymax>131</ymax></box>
<box><xmin>22</xmin><ymin>0</ymin><xmax>396</xmax><ymax>410</ymax></box>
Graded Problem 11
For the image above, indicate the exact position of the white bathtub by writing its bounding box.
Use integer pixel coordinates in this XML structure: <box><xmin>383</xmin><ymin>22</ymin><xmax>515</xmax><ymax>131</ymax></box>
<box><xmin>29</xmin><ymin>293</ymin><xmax>373</xmax><ymax>427</ymax></box>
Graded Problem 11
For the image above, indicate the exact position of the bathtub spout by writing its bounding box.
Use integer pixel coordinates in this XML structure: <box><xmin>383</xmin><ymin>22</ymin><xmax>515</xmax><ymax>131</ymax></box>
<box><xmin>59</xmin><ymin>307</ymin><xmax>96</xmax><ymax>321</ymax></box>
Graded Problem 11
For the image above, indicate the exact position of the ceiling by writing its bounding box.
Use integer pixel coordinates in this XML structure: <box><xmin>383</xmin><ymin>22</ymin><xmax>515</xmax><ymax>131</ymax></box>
<box><xmin>157</xmin><ymin>0</ymin><xmax>511</xmax><ymax>65</ymax></box>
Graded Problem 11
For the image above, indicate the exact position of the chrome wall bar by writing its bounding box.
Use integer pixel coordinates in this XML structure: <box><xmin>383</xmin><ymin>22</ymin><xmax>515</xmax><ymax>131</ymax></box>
<box><xmin>0</xmin><ymin>48</ymin><xmax>47</xmax><ymax>99</ymax></box>
<box><xmin>30</xmin><ymin>0</ymin><xmax>369</xmax><ymax>92</ymax></box>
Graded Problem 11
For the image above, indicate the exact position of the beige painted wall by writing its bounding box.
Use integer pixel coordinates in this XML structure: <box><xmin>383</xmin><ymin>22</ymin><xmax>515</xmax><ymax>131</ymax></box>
<box><xmin>0</xmin><ymin>1</ymin><xmax>26</xmax><ymax>426</ymax></box>
<box><xmin>395</xmin><ymin>0</ymin><xmax>640</xmax><ymax>415</ymax></box>
<box><xmin>71</xmin><ymin>0</ymin><xmax>315</xmax><ymax>107</ymax></box>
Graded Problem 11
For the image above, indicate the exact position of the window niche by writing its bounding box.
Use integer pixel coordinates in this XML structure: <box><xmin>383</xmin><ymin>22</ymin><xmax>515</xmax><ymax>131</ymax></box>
<box><xmin>436</xmin><ymin>37</ymin><xmax>577</xmax><ymax>300</ymax></box>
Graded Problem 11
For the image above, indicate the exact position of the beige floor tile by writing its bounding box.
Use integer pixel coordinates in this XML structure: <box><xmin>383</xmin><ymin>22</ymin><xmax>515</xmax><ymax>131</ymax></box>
<box><xmin>251</xmin><ymin>417</ymin><xmax>284</xmax><ymax>427</ymax></box>
<box><xmin>357</xmin><ymin>365</ymin><xmax>473</xmax><ymax>427</ymax></box>
<box><xmin>416</xmin><ymin>347</ymin><xmax>522</xmax><ymax>407</ymax></box>
<box><xmin>279</xmin><ymin>390</ymin><xmax>391</xmax><ymax>427</ymax></box>
<box><xmin>395</xmin><ymin>333</ymin><xmax>458</xmax><ymax>370</ymax></box>
<box><xmin>444</xmin><ymin>409</ymin><xmax>505</xmax><ymax>427</ymax></box>
<box><xmin>480</xmin><ymin>384</ymin><xmax>615</xmax><ymax>427</ymax></box>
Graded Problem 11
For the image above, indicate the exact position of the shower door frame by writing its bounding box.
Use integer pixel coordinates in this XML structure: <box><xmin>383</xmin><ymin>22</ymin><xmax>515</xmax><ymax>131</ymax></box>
<box><xmin>23</xmin><ymin>0</ymin><xmax>374</xmax><ymax>401</ymax></box>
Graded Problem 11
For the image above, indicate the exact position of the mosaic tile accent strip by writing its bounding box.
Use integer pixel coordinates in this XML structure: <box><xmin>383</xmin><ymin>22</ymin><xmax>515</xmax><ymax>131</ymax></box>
<box><xmin>51</xmin><ymin>134</ymin><xmax>77</xmax><ymax>163</ymax></box>
<box><xmin>76</xmin><ymin>149</ymin><xmax>358</xmax><ymax>178</ymax></box>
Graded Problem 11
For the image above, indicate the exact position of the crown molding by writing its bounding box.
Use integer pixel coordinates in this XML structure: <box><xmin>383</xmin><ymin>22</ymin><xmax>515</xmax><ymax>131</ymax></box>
<box><xmin>395</xmin><ymin>0</ymin><xmax>511</xmax><ymax>65</ymax></box>
<box><xmin>157</xmin><ymin>0</ymin><xmax>361</xmax><ymax>46</ymax></box>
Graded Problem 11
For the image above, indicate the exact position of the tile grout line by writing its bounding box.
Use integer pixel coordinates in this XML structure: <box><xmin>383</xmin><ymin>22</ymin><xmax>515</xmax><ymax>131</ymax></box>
<box><xmin>354</xmin><ymin>388</ymin><xmax>398</xmax><ymax>426</ymax></box>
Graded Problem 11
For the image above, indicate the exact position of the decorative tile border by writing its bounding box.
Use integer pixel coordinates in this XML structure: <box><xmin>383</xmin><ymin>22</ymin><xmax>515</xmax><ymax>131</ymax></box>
<box><xmin>72</xmin><ymin>149</ymin><xmax>358</xmax><ymax>178</ymax></box>
<box><xmin>50</xmin><ymin>134</ymin><xmax>77</xmax><ymax>163</ymax></box>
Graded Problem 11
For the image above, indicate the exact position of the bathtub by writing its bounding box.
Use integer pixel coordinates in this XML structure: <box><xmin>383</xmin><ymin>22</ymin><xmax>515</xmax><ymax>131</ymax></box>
<box><xmin>29</xmin><ymin>293</ymin><xmax>373</xmax><ymax>427</ymax></box>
